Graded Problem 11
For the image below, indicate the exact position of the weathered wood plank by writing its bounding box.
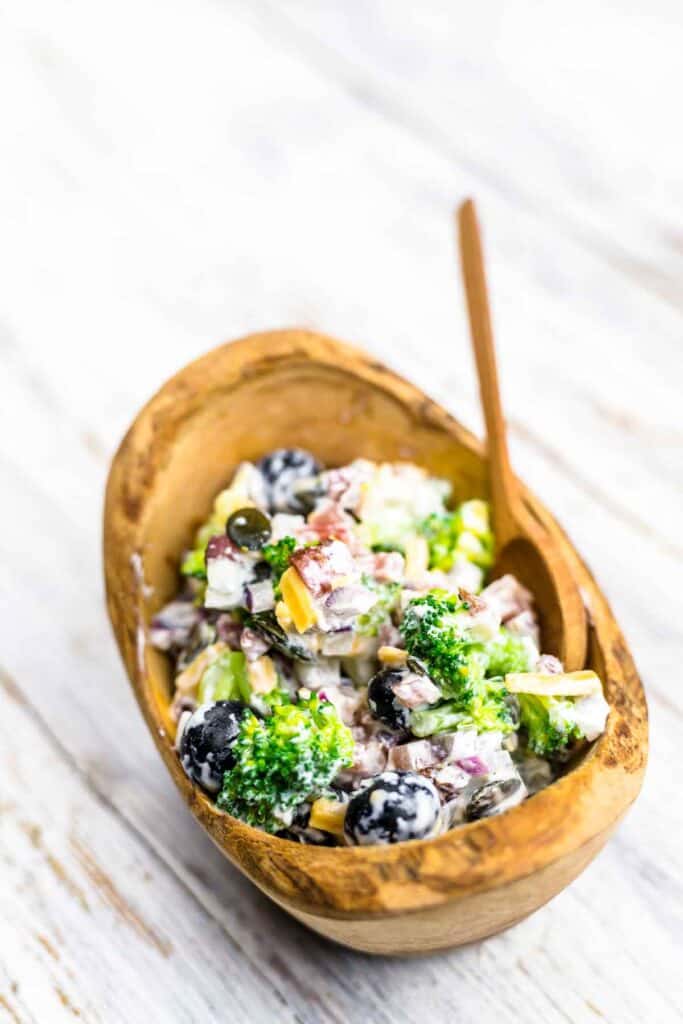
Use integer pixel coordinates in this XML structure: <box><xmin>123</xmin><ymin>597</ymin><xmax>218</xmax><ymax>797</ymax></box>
<box><xmin>250</xmin><ymin>0</ymin><xmax>683</xmax><ymax>310</ymax></box>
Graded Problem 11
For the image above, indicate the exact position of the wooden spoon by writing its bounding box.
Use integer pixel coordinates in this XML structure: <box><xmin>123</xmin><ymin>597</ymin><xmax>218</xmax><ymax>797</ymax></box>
<box><xmin>457</xmin><ymin>198</ymin><xmax>587</xmax><ymax>670</ymax></box>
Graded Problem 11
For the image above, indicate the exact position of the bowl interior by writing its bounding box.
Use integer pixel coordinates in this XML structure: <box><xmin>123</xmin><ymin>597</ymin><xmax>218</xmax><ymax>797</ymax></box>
<box><xmin>141</xmin><ymin>356</ymin><xmax>490</xmax><ymax>723</ymax></box>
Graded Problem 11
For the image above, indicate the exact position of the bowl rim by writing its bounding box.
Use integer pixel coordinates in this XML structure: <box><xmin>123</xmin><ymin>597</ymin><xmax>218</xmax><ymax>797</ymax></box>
<box><xmin>103</xmin><ymin>328</ymin><xmax>648</xmax><ymax>919</ymax></box>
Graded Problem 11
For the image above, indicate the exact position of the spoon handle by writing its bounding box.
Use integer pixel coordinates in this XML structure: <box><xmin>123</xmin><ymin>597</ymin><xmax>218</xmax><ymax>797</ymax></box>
<box><xmin>457</xmin><ymin>198</ymin><xmax>523</xmax><ymax>543</ymax></box>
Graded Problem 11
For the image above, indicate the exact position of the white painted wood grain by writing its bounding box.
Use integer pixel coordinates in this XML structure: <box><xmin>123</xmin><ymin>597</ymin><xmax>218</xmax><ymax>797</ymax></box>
<box><xmin>0</xmin><ymin>0</ymin><xmax>681</xmax><ymax>1021</ymax></box>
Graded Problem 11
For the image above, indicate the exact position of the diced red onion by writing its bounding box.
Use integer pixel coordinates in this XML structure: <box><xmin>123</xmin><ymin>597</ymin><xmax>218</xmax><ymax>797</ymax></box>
<box><xmin>149</xmin><ymin>600</ymin><xmax>200</xmax><ymax>651</ymax></box>
<box><xmin>456</xmin><ymin>755</ymin><xmax>488</xmax><ymax>775</ymax></box>
<box><xmin>205</xmin><ymin>534</ymin><xmax>240</xmax><ymax>562</ymax></box>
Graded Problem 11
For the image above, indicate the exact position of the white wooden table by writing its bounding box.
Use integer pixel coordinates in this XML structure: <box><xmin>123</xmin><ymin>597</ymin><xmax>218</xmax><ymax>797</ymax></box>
<box><xmin>1</xmin><ymin>2</ymin><xmax>681</xmax><ymax>1020</ymax></box>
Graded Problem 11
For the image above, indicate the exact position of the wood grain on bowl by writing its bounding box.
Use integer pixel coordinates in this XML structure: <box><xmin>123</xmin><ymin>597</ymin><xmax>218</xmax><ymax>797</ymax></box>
<box><xmin>103</xmin><ymin>329</ymin><xmax>648</xmax><ymax>954</ymax></box>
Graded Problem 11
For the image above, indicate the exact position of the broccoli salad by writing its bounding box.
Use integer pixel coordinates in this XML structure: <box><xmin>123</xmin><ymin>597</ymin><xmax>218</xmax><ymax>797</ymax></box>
<box><xmin>150</xmin><ymin>449</ymin><xmax>610</xmax><ymax>846</ymax></box>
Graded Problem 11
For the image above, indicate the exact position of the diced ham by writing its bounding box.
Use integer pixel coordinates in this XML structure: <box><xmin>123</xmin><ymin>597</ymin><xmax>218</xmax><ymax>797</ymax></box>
<box><xmin>349</xmin><ymin>738</ymin><xmax>388</xmax><ymax>777</ymax></box>
<box><xmin>535</xmin><ymin>653</ymin><xmax>564</xmax><ymax>674</ymax></box>
<box><xmin>392</xmin><ymin>672</ymin><xmax>440</xmax><ymax>709</ymax></box>
<box><xmin>481</xmin><ymin>574</ymin><xmax>534</xmax><ymax>623</ymax></box>
<box><xmin>377</xmin><ymin>622</ymin><xmax>403</xmax><ymax>649</ymax></box>
<box><xmin>321</xmin><ymin>459</ymin><xmax>375</xmax><ymax>511</ymax></box>
<box><xmin>437</xmin><ymin>728</ymin><xmax>504</xmax><ymax>764</ymax></box>
<box><xmin>507</xmin><ymin>609</ymin><xmax>541</xmax><ymax>646</ymax></box>
<box><xmin>432</xmin><ymin>764</ymin><xmax>471</xmax><ymax>797</ymax></box>
<box><xmin>306</xmin><ymin>498</ymin><xmax>360</xmax><ymax>549</ymax></box>
<box><xmin>290</xmin><ymin>539</ymin><xmax>355</xmax><ymax>597</ymax></box>
<box><xmin>318</xmin><ymin>683</ymin><xmax>363</xmax><ymax>725</ymax></box>
<box><xmin>388</xmin><ymin>739</ymin><xmax>440</xmax><ymax>772</ymax></box>
<box><xmin>355</xmin><ymin>550</ymin><xmax>405</xmax><ymax>583</ymax></box>
<box><xmin>458</xmin><ymin>587</ymin><xmax>501</xmax><ymax>642</ymax></box>
<box><xmin>372</xmin><ymin>550</ymin><xmax>405</xmax><ymax>582</ymax></box>
<box><xmin>215</xmin><ymin>614</ymin><xmax>243</xmax><ymax>649</ymax></box>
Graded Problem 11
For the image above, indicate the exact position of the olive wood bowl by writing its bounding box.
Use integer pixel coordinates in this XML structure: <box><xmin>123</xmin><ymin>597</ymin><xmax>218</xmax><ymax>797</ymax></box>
<box><xmin>103</xmin><ymin>329</ymin><xmax>648</xmax><ymax>955</ymax></box>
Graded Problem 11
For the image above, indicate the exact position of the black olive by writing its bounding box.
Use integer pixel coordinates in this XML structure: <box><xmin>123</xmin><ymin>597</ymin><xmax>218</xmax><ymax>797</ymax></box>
<box><xmin>344</xmin><ymin>771</ymin><xmax>441</xmax><ymax>845</ymax></box>
<box><xmin>179</xmin><ymin>700</ymin><xmax>248</xmax><ymax>793</ymax></box>
<box><xmin>258</xmin><ymin>448</ymin><xmax>322</xmax><ymax>513</ymax></box>
<box><xmin>275</xmin><ymin>827</ymin><xmax>337</xmax><ymax>846</ymax></box>
<box><xmin>367</xmin><ymin>667</ymin><xmax>411</xmax><ymax>731</ymax></box>
<box><xmin>252</xmin><ymin>560</ymin><xmax>272</xmax><ymax>581</ymax></box>
<box><xmin>244</xmin><ymin>611</ymin><xmax>315</xmax><ymax>662</ymax></box>
<box><xmin>465</xmin><ymin>778</ymin><xmax>523</xmax><ymax>821</ymax></box>
<box><xmin>226</xmin><ymin>507</ymin><xmax>272</xmax><ymax>550</ymax></box>
<box><xmin>275</xmin><ymin>829</ymin><xmax>304</xmax><ymax>843</ymax></box>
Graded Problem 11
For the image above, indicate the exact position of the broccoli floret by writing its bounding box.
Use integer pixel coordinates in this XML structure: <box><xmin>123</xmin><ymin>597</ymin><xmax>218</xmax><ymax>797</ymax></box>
<box><xmin>180</xmin><ymin>547</ymin><xmax>208</xmax><ymax>580</ymax></box>
<box><xmin>399</xmin><ymin>590</ymin><xmax>486</xmax><ymax>701</ymax></box>
<box><xmin>518</xmin><ymin>693</ymin><xmax>583</xmax><ymax>756</ymax></box>
<box><xmin>216</xmin><ymin>695</ymin><xmax>354</xmax><ymax>832</ymax></box>
<box><xmin>261</xmin><ymin>536</ymin><xmax>297</xmax><ymax>584</ymax></box>
<box><xmin>419</xmin><ymin>500</ymin><xmax>494</xmax><ymax>573</ymax></box>
<box><xmin>400</xmin><ymin>591</ymin><xmax>526</xmax><ymax>735</ymax></box>
<box><xmin>485</xmin><ymin>629</ymin><xmax>536</xmax><ymax>677</ymax></box>
<box><xmin>411</xmin><ymin>678</ymin><xmax>515</xmax><ymax>737</ymax></box>
<box><xmin>356</xmin><ymin>577</ymin><xmax>401</xmax><ymax>637</ymax></box>
<box><xmin>418</xmin><ymin>512</ymin><xmax>459</xmax><ymax>571</ymax></box>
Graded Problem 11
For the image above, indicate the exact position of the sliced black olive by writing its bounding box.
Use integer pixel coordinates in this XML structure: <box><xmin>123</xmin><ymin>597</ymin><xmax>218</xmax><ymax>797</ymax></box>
<box><xmin>344</xmin><ymin>771</ymin><xmax>441</xmax><ymax>845</ymax></box>
<box><xmin>465</xmin><ymin>778</ymin><xmax>523</xmax><ymax>821</ymax></box>
<box><xmin>179</xmin><ymin>700</ymin><xmax>248</xmax><ymax>793</ymax></box>
<box><xmin>367</xmin><ymin>667</ymin><xmax>411</xmax><ymax>730</ymax></box>
<box><xmin>226</xmin><ymin>507</ymin><xmax>272</xmax><ymax>550</ymax></box>
<box><xmin>504</xmin><ymin>693</ymin><xmax>521</xmax><ymax>730</ymax></box>
<box><xmin>406</xmin><ymin>655</ymin><xmax>430</xmax><ymax>677</ymax></box>
<box><xmin>289</xmin><ymin>475</ymin><xmax>326</xmax><ymax>514</ymax></box>
<box><xmin>275</xmin><ymin>827</ymin><xmax>336</xmax><ymax>846</ymax></box>
<box><xmin>258</xmin><ymin>448</ymin><xmax>322</xmax><ymax>513</ymax></box>
<box><xmin>175</xmin><ymin>619</ymin><xmax>218</xmax><ymax>672</ymax></box>
<box><xmin>275</xmin><ymin>829</ymin><xmax>305</xmax><ymax>843</ymax></box>
<box><xmin>244</xmin><ymin>611</ymin><xmax>315</xmax><ymax>662</ymax></box>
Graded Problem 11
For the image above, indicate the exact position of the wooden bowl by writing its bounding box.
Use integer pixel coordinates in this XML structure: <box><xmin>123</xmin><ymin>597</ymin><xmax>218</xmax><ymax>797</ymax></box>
<box><xmin>103</xmin><ymin>329</ymin><xmax>648</xmax><ymax>955</ymax></box>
